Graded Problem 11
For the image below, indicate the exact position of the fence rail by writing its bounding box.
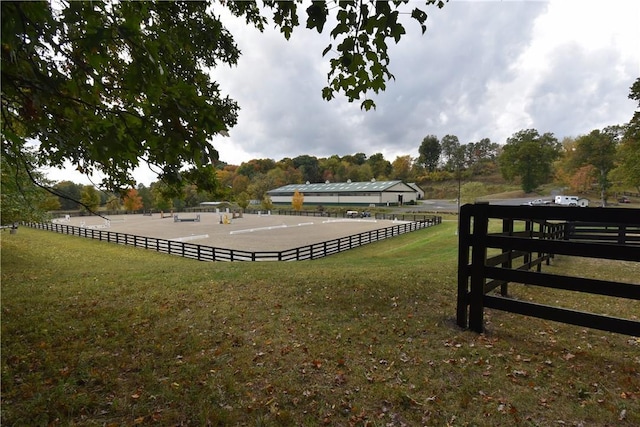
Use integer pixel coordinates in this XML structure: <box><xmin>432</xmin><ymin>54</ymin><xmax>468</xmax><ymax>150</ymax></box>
<box><xmin>457</xmin><ymin>203</ymin><xmax>640</xmax><ymax>336</ymax></box>
<box><xmin>25</xmin><ymin>216</ymin><xmax>441</xmax><ymax>262</ymax></box>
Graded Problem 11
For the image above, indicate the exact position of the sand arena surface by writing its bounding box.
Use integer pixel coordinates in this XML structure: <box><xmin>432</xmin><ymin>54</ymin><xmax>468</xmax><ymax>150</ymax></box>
<box><xmin>60</xmin><ymin>212</ymin><xmax>409</xmax><ymax>252</ymax></box>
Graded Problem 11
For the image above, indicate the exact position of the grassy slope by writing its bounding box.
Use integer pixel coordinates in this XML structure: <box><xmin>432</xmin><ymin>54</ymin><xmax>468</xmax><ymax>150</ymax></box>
<box><xmin>1</xmin><ymin>226</ymin><xmax>638</xmax><ymax>426</ymax></box>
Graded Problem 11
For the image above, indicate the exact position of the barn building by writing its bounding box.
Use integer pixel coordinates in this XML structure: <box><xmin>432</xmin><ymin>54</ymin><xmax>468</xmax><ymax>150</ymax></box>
<box><xmin>267</xmin><ymin>180</ymin><xmax>423</xmax><ymax>206</ymax></box>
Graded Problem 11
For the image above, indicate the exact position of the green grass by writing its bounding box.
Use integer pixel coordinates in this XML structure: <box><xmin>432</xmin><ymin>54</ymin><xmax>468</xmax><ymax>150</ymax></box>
<box><xmin>2</xmin><ymin>225</ymin><xmax>639</xmax><ymax>426</ymax></box>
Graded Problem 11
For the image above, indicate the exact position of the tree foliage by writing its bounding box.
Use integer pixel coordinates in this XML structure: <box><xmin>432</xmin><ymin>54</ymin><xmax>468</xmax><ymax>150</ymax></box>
<box><xmin>572</xmin><ymin>127</ymin><xmax>621</xmax><ymax>205</ymax></box>
<box><xmin>611</xmin><ymin>78</ymin><xmax>640</xmax><ymax>192</ymax></box>
<box><xmin>391</xmin><ymin>155</ymin><xmax>413</xmax><ymax>181</ymax></box>
<box><xmin>439</xmin><ymin>134</ymin><xmax>460</xmax><ymax>171</ymax></box>
<box><xmin>122</xmin><ymin>188</ymin><xmax>143</xmax><ymax>212</ymax></box>
<box><xmin>2</xmin><ymin>0</ymin><xmax>447</xmax><ymax>195</ymax></box>
<box><xmin>498</xmin><ymin>129</ymin><xmax>561</xmax><ymax>193</ymax></box>
<box><xmin>0</xmin><ymin>152</ymin><xmax>58</xmax><ymax>224</ymax></box>
<box><xmin>53</xmin><ymin>181</ymin><xmax>83</xmax><ymax>210</ymax></box>
<box><xmin>80</xmin><ymin>186</ymin><xmax>101</xmax><ymax>213</ymax></box>
<box><xmin>291</xmin><ymin>189</ymin><xmax>304</xmax><ymax>211</ymax></box>
<box><xmin>418</xmin><ymin>135</ymin><xmax>441</xmax><ymax>172</ymax></box>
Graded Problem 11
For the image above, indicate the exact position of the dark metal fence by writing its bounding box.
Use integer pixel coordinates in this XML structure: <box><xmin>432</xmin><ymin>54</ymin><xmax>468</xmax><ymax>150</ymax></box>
<box><xmin>457</xmin><ymin>203</ymin><xmax>640</xmax><ymax>336</ymax></box>
<box><xmin>25</xmin><ymin>216</ymin><xmax>441</xmax><ymax>262</ymax></box>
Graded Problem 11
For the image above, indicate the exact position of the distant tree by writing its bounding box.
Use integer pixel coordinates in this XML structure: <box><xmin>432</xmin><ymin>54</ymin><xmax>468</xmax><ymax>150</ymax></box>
<box><xmin>266</xmin><ymin>168</ymin><xmax>288</xmax><ymax>189</ymax></box>
<box><xmin>54</xmin><ymin>181</ymin><xmax>83</xmax><ymax>210</ymax></box>
<box><xmin>343</xmin><ymin>162</ymin><xmax>373</xmax><ymax>182</ymax></box>
<box><xmin>465</xmin><ymin>138</ymin><xmax>499</xmax><ymax>174</ymax></box>
<box><xmin>183</xmin><ymin>184</ymin><xmax>211</xmax><ymax>208</ymax></box>
<box><xmin>611</xmin><ymin>134</ymin><xmax>640</xmax><ymax>193</ymax></box>
<box><xmin>627</xmin><ymin>77</ymin><xmax>640</xmax><ymax>136</ymax></box>
<box><xmin>261</xmin><ymin>195</ymin><xmax>274</xmax><ymax>211</ymax></box>
<box><xmin>568</xmin><ymin>165</ymin><xmax>596</xmax><ymax>194</ymax></box>
<box><xmin>418</xmin><ymin>135</ymin><xmax>441</xmax><ymax>172</ymax></box>
<box><xmin>237</xmin><ymin>159</ymin><xmax>276</xmax><ymax>179</ymax></box>
<box><xmin>391</xmin><ymin>155</ymin><xmax>412</xmax><ymax>181</ymax></box>
<box><xmin>105</xmin><ymin>195</ymin><xmax>122</xmax><ymax>211</ymax></box>
<box><xmin>291</xmin><ymin>190</ymin><xmax>304</xmax><ymax>211</ymax></box>
<box><xmin>610</xmin><ymin>78</ymin><xmax>640</xmax><ymax>192</ymax></box>
<box><xmin>319</xmin><ymin>155</ymin><xmax>341</xmax><ymax>182</ymax></box>
<box><xmin>342</xmin><ymin>152</ymin><xmax>367</xmax><ymax>165</ymax></box>
<box><xmin>498</xmin><ymin>129</ymin><xmax>561</xmax><ymax>193</ymax></box>
<box><xmin>150</xmin><ymin>182</ymin><xmax>173</xmax><ymax>212</ymax></box>
<box><xmin>80</xmin><ymin>186</ymin><xmax>101</xmax><ymax>213</ymax></box>
<box><xmin>282</xmin><ymin>164</ymin><xmax>304</xmax><ymax>185</ymax></box>
<box><xmin>439</xmin><ymin>134</ymin><xmax>460</xmax><ymax>171</ymax></box>
<box><xmin>292</xmin><ymin>155</ymin><xmax>321</xmax><ymax>183</ymax></box>
<box><xmin>553</xmin><ymin>137</ymin><xmax>579</xmax><ymax>188</ymax></box>
<box><xmin>248</xmin><ymin>173</ymin><xmax>277</xmax><ymax>201</ymax></box>
<box><xmin>216</xmin><ymin>165</ymin><xmax>236</xmax><ymax>186</ymax></box>
<box><xmin>236</xmin><ymin>192</ymin><xmax>250</xmax><ymax>211</ymax></box>
<box><xmin>136</xmin><ymin>184</ymin><xmax>153</xmax><ymax>210</ymax></box>
<box><xmin>451</xmin><ymin>145</ymin><xmax>467</xmax><ymax>174</ymax></box>
<box><xmin>1</xmin><ymin>153</ymin><xmax>59</xmax><ymax>224</ymax></box>
<box><xmin>229</xmin><ymin>174</ymin><xmax>249</xmax><ymax>196</ymax></box>
<box><xmin>122</xmin><ymin>188</ymin><xmax>143</xmax><ymax>212</ymax></box>
<box><xmin>573</xmin><ymin>127</ymin><xmax>621</xmax><ymax>206</ymax></box>
<box><xmin>367</xmin><ymin>153</ymin><xmax>392</xmax><ymax>179</ymax></box>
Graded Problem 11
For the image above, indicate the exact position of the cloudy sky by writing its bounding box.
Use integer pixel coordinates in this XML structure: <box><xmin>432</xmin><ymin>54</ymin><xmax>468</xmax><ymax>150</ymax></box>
<box><xmin>210</xmin><ymin>0</ymin><xmax>639</xmax><ymax>166</ymax></box>
<box><xmin>47</xmin><ymin>0</ymin><xmax>639</xmax><ymax>185</ymax></box>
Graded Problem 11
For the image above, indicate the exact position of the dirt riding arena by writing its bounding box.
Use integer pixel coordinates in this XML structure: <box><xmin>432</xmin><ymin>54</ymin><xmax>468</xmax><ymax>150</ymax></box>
<box><xmin>55</xmin><ymin>212</ymin><xmax>411</xmax><ymax>252</ymax></box>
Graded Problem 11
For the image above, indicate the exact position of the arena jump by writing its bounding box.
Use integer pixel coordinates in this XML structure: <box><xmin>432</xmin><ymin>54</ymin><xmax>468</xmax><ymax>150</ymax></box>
<box><xmin>174</xmin><ymin>214</ymin><xmax>200</xmax><ymax>223</ymax></box>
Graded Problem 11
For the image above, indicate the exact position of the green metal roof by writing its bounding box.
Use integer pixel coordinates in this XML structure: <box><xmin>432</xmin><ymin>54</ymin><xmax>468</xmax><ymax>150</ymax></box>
<box><xmin>268</xmin><ymin>180</ymin><xmax>405</xmax><ymax>194</ymax></box>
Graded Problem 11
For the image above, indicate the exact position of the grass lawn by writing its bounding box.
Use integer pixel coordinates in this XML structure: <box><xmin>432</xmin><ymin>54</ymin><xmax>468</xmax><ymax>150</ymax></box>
<box><xmin>2</xmin><ymin>223</ymin><xmax>638</xmax><ymax>426</ymax></box>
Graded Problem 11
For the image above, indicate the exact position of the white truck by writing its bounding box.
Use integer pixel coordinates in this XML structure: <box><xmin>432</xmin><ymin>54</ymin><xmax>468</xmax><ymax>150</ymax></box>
<box><xmin>554</xmin><ymin>195</ymin><xmax>589</xmax><ymax>207</ymax></box>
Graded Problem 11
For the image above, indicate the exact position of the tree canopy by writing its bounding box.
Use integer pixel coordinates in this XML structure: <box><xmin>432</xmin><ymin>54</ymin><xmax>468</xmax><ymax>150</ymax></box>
<box><xmin>418</xmin><ymin>135</ymin><xmax>441</xmax><ymax>172</ymax></box>
<box><xmin>1</xmin><ymin>0</ymin><xmax>446</xmax><ymax>194</ymax></box>
<box><xmin>498</xmin><ymin>129</ymin><xmax>561</xmax><ymax>193</ymax></box>
<box><xmin>613</xmin><ymin>78</ymin><xmax>640</xmax><ymax>192</ymax></box>
<box><xmin>572</xmin><ymin>127</ymin><xmax>621</xmax><ymax>205</ymax></box>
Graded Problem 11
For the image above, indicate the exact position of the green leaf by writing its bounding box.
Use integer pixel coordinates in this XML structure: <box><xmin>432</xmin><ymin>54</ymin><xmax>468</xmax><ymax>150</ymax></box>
<box><xmin>305</xmin><ymin>1</ymin><xmax>328</xmax><ymax>33</ymax></box>
<box><xmin>322</xmin><ymin>44</ymin><xmax>333</xmax><ymax>57</ymax></box>
<box><xmin>361</xmin><ymin>99</ymin><xmax>376</xmax><ymax>111</ymax></box>
<box><xmin>411</xmin><ymin>8</ymin><xmax>429</xmax><ymax>34</ymax></box>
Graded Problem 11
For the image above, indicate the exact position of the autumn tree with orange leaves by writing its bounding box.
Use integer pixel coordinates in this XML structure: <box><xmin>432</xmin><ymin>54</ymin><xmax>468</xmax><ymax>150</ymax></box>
<box><xmin>123</xmin><ymin>189</ymin><xmax>143</xmax><ymax>213</ymax></box>
<box><xmin>291</xmin><ymin>190</ymin><xmax>304</xmax><ymax>211</ymax></box>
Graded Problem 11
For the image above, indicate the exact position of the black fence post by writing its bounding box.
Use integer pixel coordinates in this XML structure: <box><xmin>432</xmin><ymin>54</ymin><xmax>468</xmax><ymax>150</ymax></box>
<box><xmin>456</xmin><ymin>204</ymin><xmax>473</xmax><ymax>329</ymax></box>
<box><xmin>469</xmin><ymin>203</ymin><xmax>489</xmax><ymax>333</ymax></box>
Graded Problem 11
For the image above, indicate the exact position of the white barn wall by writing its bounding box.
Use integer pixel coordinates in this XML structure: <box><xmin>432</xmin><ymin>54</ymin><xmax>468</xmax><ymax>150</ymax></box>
<box><xmin>267</xmin><ymin>180</ymin><xmax>422</xmax><ymax>206</ymax></box>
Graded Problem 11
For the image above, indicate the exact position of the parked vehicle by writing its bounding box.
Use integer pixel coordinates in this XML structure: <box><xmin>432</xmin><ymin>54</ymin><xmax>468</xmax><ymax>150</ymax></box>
<box><xmin>554</xmin><ymin>195</ymin><xmax>589</xmax><ymax>207</ymax></box>
<box><xmin>527</xmin><ymin>198</ymin><xmax>551</xmax><ymax>206</ymax></box>
<box><xmin>618</xmin><ymin>196</ymin><xmax>631</xmax><ymax>203</ymax></box>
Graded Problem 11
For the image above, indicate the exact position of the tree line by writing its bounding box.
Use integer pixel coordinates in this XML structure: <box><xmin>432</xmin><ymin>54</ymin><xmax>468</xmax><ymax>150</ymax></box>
<box><xmin>3</xmin><ymin>77</ymin><xmax>636</xmax><ymax>223</ymax></box>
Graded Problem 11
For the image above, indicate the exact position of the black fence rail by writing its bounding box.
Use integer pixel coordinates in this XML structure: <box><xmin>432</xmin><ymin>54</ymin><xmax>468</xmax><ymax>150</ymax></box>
<box><xmin>25</xmin><ymin>217</ymin><xmax>440</xmax><ymax>262</ymax></box>
<box><xmin>457</xmin><ymin>203</ymin><xmax>640</xmax><ymax>336</ymax></box>
<box><xmin>565</xmin><ymin>221</ymin><xmax>640</xmax><ymax>245</ymax></box>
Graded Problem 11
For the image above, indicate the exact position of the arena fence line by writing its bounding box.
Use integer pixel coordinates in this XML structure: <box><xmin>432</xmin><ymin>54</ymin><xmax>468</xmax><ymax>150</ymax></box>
<box><xmin>24</xmin><ymin>217</ymin><xmax>441</xmax><ymax>262</ymax></box>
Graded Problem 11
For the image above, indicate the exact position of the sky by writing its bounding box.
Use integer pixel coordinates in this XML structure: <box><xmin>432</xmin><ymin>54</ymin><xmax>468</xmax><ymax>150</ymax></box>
<box><xmin>46</xmin><ymin>0</ymin><xmax>639</xmax><ymax>186</ymax></box>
